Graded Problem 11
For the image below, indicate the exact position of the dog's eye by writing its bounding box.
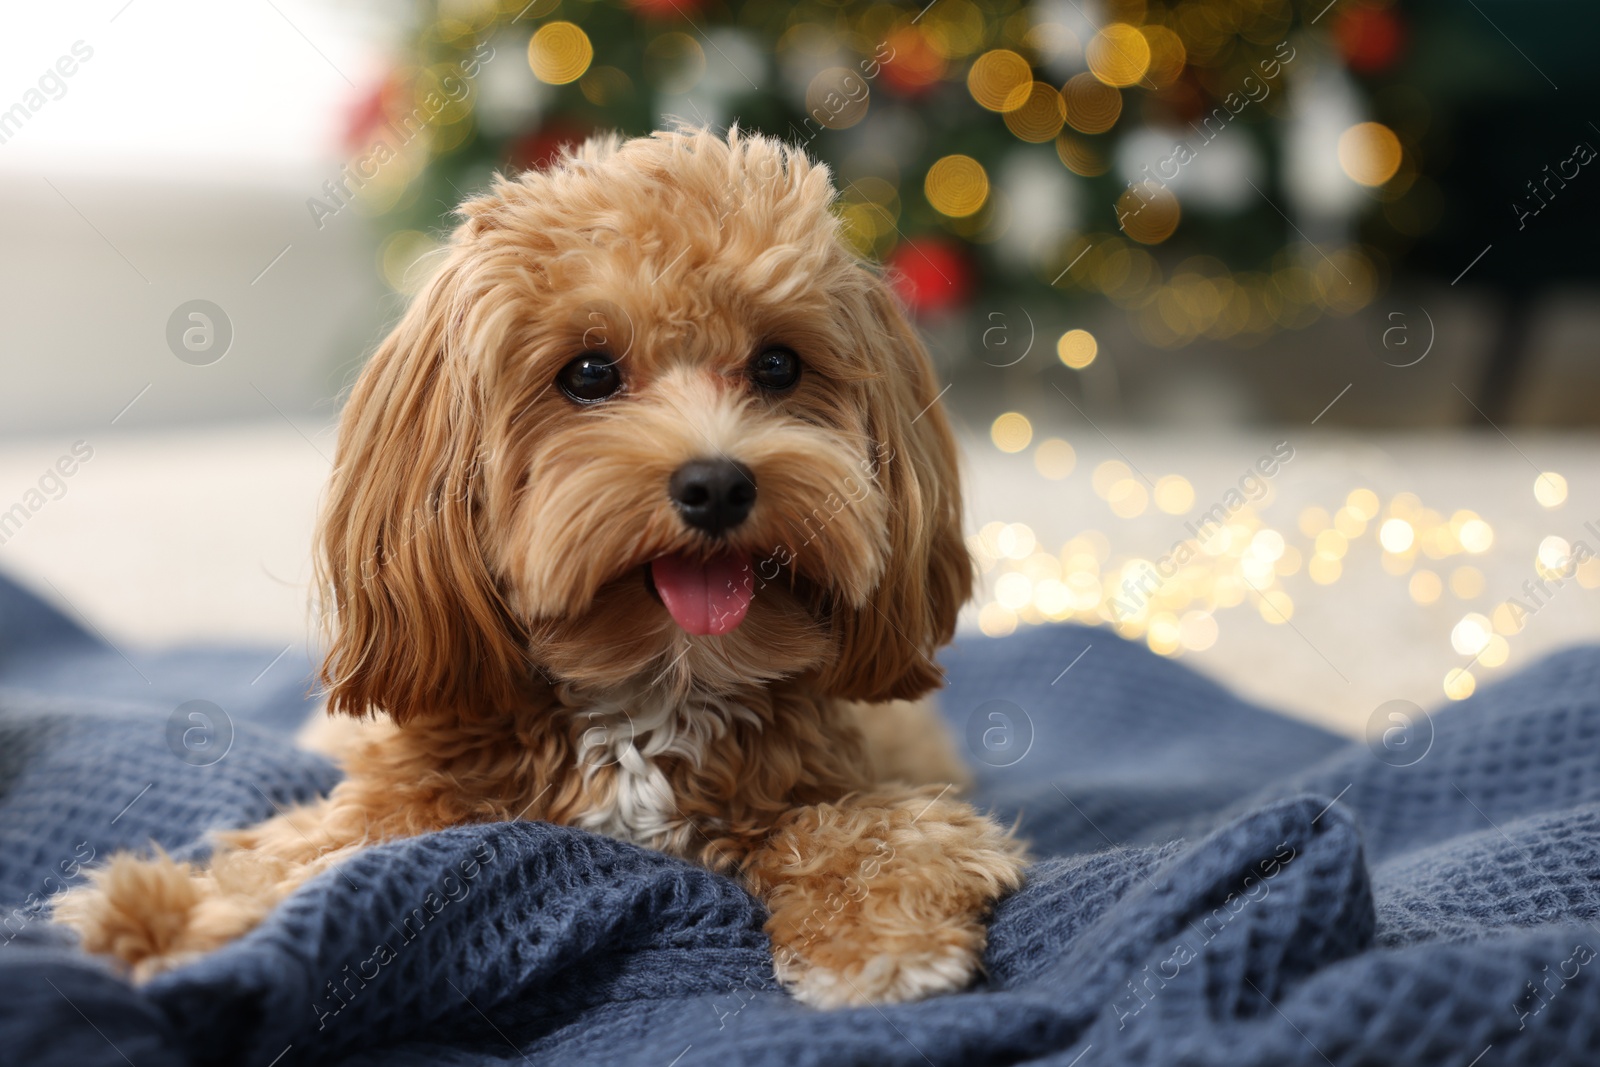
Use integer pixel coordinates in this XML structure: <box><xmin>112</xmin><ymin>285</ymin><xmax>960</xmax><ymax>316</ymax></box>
<box><xmin>749</xmin><ymin>347</ymin><xmax>801</xmax><ymax>392</ymax></box>
<box><xmin>556</xmin><ymin>354</ymin><xmax>622</xmax><ymax>404</ymax></box>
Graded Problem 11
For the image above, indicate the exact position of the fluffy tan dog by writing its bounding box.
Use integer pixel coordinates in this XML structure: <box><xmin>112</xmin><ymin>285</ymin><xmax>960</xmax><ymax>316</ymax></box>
<box><xmin>55</xmin><ymin>127</ymin><xmax>1027</xmax><ymax>1007</ymax></box>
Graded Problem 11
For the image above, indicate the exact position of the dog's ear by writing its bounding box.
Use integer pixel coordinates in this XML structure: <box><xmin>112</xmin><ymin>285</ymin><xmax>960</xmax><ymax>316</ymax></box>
<box><xmin>816</xmin><ymin>278</ymin><xmax>972</xmax><ymax>703</ymax></box>
<box><xmin>316</xmin><ymin>260</ymin><xmax>530</xmax><ymax>723</ymax></box>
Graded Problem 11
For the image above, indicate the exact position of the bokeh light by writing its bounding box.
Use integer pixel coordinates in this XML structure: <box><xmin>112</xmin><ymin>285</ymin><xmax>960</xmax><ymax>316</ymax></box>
<box><xmin>1379</xmin><ymin>518</ymin><xmax>1414</xmax><ymax>553</ymax></box>
<box><xmin>1409</xmin><ymin>570</ymin><xmax>1442</xmax><ymax>604</ymax></box>
<box><xmin>1338</xmin><ymin>122</ymin><xmax>1403</xmax><ymax>186</ymax></box>
<box><xmin>1034</xmin><ymin>438</ymin><xmax>1076</xmax><ymax>479</ymax></box>
<box><xmin>1117</xmin><ymin>183</ymin><xmax>1180</xmax><ymax>244</ymax></box>
<box><xmin>925</xmin><ymin>154</ymin><xmax>990</xmax><ymax>218</ymax></box>
<box><xmin>1534</xmin><ymin>472</ymin><xmax>1568</xmax><ymax>508</ymax></box>
<box><xmin>1062</xmin><ymin>73</ymin><xmax>1122</xmax><ymax>134</ymax></box>
<box><xmin>1108</xmin><ymin>479</ymin><xmax>1148</xmax><ymax>518</ymax></box>
<box><xmin>1087</xmin><ymin>24</ymin><xmax>1151</xmax><ymax>88</ymax></box>
<box><xmin>1003</xmin><ymin>82</ymin><xmax>1067</xmax><ymax>142</ymax></box>
<box><xmin>528</xmin><ymin>22</ymin><xmax>593</xmax><ymax>85</ymax></box>
<box><xmin>967</xmin><ymin>49</ymin><xmax>1032</xmax><ymax>112</ymax></box>
<box><xmin>1154</xmin><ymin>475</ymin><xmax>1194</xmax><ymax>515</ymax></box>
<box><xmin>1057</xmin><ymin>328</ymin><xmax>1098</xmax><ymax>368</ymax></box>
<box><xmin>1444</xmin><ymin>668</ymin><xmax>1476</xmax><ymax>701</ymax></box>
<box><xmin>1451</xmin><ymin>612</ymin><xmax>1492</xmax><ymax>656</ymax></box>
<box><xmin>991</xmin><ymin>412</ymin><xmax>1033</xmax><ymax>452</ymax></box>
<box><xmin>1450</xmin><ymin>566</ymin><xmax>1484</xmax><ymax>599</ymax></box>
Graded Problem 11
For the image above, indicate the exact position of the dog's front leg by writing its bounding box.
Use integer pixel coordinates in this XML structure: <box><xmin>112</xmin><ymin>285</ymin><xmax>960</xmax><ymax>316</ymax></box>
<box><xmin>741</xmin><ymin>786</ymin><xmax>1026</xmax><ymax>1007</ymax></box>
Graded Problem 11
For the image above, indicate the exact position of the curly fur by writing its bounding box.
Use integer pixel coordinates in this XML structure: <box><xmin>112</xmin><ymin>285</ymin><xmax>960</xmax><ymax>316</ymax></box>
<box><xmin>54</xmin><ymin>126</ymin><xmax>1027</xmax><ymax>1004</ymax></box>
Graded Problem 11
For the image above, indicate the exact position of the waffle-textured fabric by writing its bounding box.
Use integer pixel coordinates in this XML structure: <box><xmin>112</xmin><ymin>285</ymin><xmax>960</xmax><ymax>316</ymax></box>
<box><xmin>3</xmin><ymin>569</ymin><xmax>1599</xmax><ymax>1067</ymax></box>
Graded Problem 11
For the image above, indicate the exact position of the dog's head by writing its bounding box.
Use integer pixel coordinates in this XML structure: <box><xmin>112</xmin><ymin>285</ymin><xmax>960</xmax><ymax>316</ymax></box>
<box><xmin>317</xmin><ymin>128</ymin><xmax>969</xmax><ymax>722</ymax></box>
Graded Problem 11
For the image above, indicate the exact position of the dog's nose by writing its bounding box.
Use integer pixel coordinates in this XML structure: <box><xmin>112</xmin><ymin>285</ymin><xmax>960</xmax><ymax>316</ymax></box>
<box><xmin>669</xmin><ymin>458</ymin><xmax>756</xmax><ymax>536</ymax></box>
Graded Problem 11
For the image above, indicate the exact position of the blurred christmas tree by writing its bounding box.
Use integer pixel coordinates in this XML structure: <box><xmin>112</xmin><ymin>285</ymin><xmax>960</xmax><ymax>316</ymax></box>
<box><xmin>343</xmin><ymin>0</ymin><xmax>1436</xmax><ymax>352</ymax></box>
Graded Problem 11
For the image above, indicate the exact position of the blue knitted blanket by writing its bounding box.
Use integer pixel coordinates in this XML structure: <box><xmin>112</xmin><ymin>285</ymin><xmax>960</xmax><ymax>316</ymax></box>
<box><xmin>3</xmin><ymin>570</ymin><xmax>1599</xmax><ymax>1067</ymax></box>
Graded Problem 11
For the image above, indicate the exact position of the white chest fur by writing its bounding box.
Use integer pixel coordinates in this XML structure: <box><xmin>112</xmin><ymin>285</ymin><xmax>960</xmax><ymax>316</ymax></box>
<box><xmin>571</xmin><ymin>687</ymin><xmax>759</xmax><ymax>851</ymax></box>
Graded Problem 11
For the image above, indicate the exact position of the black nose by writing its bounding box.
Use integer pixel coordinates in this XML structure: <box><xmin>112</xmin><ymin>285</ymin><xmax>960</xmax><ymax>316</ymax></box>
<box><xmin>669</xmin><ymin>458</ymin><xmax>756</xmax><ymax>536</ymax></box>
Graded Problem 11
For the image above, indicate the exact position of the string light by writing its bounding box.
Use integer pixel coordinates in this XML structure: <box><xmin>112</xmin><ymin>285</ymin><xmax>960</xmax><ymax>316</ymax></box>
<box><xmin>973</xmin><ymin>464</ymin><xmax>1542</xmax><ymax>704</ymax></box>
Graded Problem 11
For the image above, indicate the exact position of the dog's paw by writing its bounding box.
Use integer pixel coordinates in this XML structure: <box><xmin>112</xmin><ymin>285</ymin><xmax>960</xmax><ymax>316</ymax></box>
<box><xmin>775</xmin><ymin>928</ymin><xmax>986</xmax><ymax>1007</ymax></box>
<box><xmin>53</xmin><ymin>851</ymin><xmax>204</xmax><ymax>975</ymax></box>
<box><xmin>53</xmin><ymin>850</ymin><xmax>272</xmax><ymax>981</ymax></box>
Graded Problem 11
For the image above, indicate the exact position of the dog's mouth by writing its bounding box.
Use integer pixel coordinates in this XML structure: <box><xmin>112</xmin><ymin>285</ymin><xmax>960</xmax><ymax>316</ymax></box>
<box><xmin>647</xmin><ymin>551</ymin><xmax>754</xmax><ymax>636</ymax></box>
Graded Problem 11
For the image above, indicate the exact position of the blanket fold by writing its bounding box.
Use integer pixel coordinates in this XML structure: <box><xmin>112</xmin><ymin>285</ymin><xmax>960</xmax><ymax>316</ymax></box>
<box><xmin>3</xmin><ymin>571</ymin><xmax>1599</xmax><ymax>1066</ymax></box>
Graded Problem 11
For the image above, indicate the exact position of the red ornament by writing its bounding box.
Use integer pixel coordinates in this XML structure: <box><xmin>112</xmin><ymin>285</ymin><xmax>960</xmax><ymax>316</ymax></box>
<box><xmin>507</xmin><ymin>120</ymin><xmax>593</xmax><ymax>172</ymax></box>
<box><xmin>878</xmin><ymin>28</ymin><xmax>947</xmax><ymax>97</ymax></box>
<box><xmin>1334</xmin><ymin>6</ymin><xmax>1406</xmax><ymax>75</ymax></box>
<box><xmin>343</xmin><ymin>73</ymin><xmax>403</xmax><ymax>154</ymax></box>
<box><xmin>886</xmin><ymin>238</ymin><xmax>973</xmax><ymax>314</ymax></box>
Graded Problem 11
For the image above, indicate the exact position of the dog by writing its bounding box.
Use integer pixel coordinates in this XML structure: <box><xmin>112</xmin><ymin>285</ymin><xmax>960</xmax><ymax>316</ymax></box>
<box><xmin>55</xmin><ymin>127</ymin><xmax>1027</xmax><ymax>1008</ymax></box>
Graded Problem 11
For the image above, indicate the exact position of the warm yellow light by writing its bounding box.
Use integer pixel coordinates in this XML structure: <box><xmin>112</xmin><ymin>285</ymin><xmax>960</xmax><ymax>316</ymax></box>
<box><xmin>995</xmin><ymin>572</ymin><xmax>1033</xmax><ymax>610</ymax></box>
<box><xmin>1057</xmin><ymin>328</ymin><xmax>1098</xmax><ymax>368</ymax></box>
<box><xmin>1309</xmin><ymin>555</ymin><xmax>1342</xmax><ymax>584</ymax></box>
<box><xmin>1379</xmin><ymin>518</ymin><xmax>1415</xmax><ymax>553</ymax></box>
<box><xmin>529</xmin><ymin>22</ymin><xmax>594</xmax><ymax>85</ymax></box>
<box><xmin>1451</xmin><ymin>612</ymin><xmax>1492</xmax><ymax>656</ymax></box>
<box><xmin>1148</xmin><ymin>608</ymin><xmax>1181</xmax><ymax>644</ymax></box>
<box><xmin>1062</xmin><ymin>72</ymin><xmax>1122</xmax><ymax>134</ymax></box>
<box><xmin>1055</xmin><ymin>133</ymin><xmax>1109</xmax><ymax>176</ymax></box>
<box><xmin>1258</xmin><ymin>590</ymin><xmax>1294</xmax><ymax>624</ymax></box>
<box><xmin>1535</xmin><ymin>472</ymin><xmax>1568</xmax><ymax>508</ymax></box>
<box><xmin>1178</xmin><ymin>610</ymin><xmax>1217</xmax><ymax>652</ymax></box>
<box><xmin>1492</xmin><ymin>601</ymin><xmax>1525</xmax><ymax>636</ymax></box>
<box><xmin>996</xmin><ymin>522</ymin><xmax>1036</xmax><ymax>559</ymax></box>
<box><xmin>1141</xmin><ymin>25</ymin><xmax>1186</xmax><ymax>86</ymax></box>
<box><xmin>1087</xmin><ymin>23</ymin><xmax>1151</xmax><ymax>88</ymax></box>
<box><xmin>1478</xmin><ymin>634</ymin><xmax>1510</xmax><ymax>669</ymax></box>
<box><xmin>1116</xmin><ymin>182</ymin><xmax>1180</xmax><ymax>245</ymax></box>
<box><xmin>925</xmin><ymin>154</ymin><xmax>990</xmax><ymax>218</ymax></box>
<box><xmin>1338</xmin><ymin>122</ymin><xmax>1402</xmax><ymax>186</ymax></box>
<box><xmin>1034</xmin><ymin>437</ymin><xmax>1076</xmax><ymax>479</ymax></box>
<box><xmin>1299</xmin><ymin>506</ymin><xmax>1331</xmax><ymax>537</ymax></box>
<box><xmin>1314</xmin><ymin>529</ymin><xmax>1349</xmax><ymax>560</ymax></box>
<box><xmin>978</xmin><ymin>601</ymin><xmax>1018</xmax><ymax>637</ymax></box>
<box><xmin>1538</xmin><ymin>535</ymin><xmax>1574</xmax><ymax>574</ymax></box>
<box><xmin>1004</xmin><ymin>82</ymin><xmax>1067</xmax><ymax>142</ymax></box>
<box><xmin>1334</xmin><ymin>507</ymin><xmax>1368</xmax><ymax>538</ymax></box>
<box><xmin>1035</xmin><ymin>578</ymin><xmax>1071</xmax><ymax>618</ymax></box>
<box><xmin>1108</xmin><ymin>478</ymin><xmax>1148</xmax><ymax>518</ymax></box>
<box><xmin>1409</xmin><ymin>570</ymin><xmax>1442</xmax><ymax>604</ymax></box>
<box><xmin>991</xmin><ymin>413</ymin><xmax>1032</xmax><ymax>453</ymax></box>
<box><xmin>1154</xmin><ymin>475</ymin><xmax>1194</xmax><ymax>515</ymax></box>
<box><xmin>1092</xmin><ymin>460</ymin><xmax>1131</xmax><ymax>498</ymax></box>
<box><xmin>967</xmin><ymin>49</ymin><xmax>1033</xmax><ymax>112</ymax></box>
<box><xmin>1458</xmin><ymin>518</ymin><xmax>1494</xmax><ymax>554</ymax></box>
<box><xmin>1250</xmin><ymin>529</ymin><xmax>1286</xmax><ymax>562</ymax></box>
<box><xmin>1346</xmin><ymin>488</ymin><xmax>1381</xmax><ymax>521</ymax></box>
<box><xmin>1444</xmin><ymin>667</ymin><xmax>1476</xmax><ymax>701</ymax></box>
<box><xmin>1450</xmin><ymin>566</ymin><xmax>1484</xmax><ymax>600</ymax></box>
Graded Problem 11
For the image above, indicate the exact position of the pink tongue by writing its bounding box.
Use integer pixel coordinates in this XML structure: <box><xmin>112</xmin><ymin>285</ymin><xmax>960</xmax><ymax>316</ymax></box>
<box><xmin>651</xmin><ymin>553</ymin><xmax>754</xmax><ymax>636</ymax></box>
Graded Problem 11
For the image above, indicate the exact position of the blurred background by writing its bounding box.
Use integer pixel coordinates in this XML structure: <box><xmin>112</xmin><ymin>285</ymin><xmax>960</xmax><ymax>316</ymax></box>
<box><xmin>2</xmin><ymin>0</ymin><xmax>1597</xmax><ymax>735</ymax></box>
